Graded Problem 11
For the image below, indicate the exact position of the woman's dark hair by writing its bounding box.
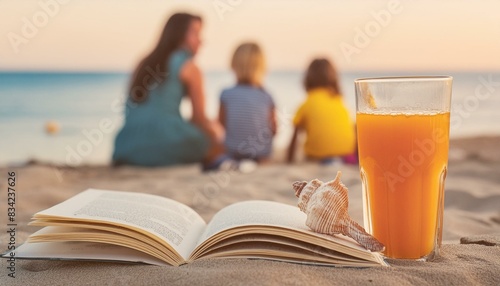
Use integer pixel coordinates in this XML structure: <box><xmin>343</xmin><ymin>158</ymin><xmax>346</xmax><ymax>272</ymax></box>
<box><xmin>129</xmin><ymin>13</ymin><xmax>202</xmax><ymax>103</ymax></box>
<box><xmin>303</xmin><ymin>58</ymin><xmax>342</xmax><ymax>95</ymax></box>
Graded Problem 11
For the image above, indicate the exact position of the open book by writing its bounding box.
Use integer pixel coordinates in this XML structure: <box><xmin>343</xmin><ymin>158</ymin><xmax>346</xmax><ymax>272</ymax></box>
<box><xmin>4</xmin><ymin>189</ymin><xmax>387</xmax><ymax>267</ymax></box>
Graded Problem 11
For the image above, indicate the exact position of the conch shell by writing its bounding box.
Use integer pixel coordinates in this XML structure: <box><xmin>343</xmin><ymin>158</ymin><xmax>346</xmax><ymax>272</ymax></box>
<box><xmin>293</xmin><ymin>171</ymin><xmax>385</xmax><ymax>252</ymax></box>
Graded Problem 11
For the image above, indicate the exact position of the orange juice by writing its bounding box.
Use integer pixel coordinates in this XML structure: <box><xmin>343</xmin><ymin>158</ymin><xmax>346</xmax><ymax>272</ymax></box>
<box><xmin>357</xmin><ymin>112</ymin><xmax>450</xmax><ymax>259</ymax></box>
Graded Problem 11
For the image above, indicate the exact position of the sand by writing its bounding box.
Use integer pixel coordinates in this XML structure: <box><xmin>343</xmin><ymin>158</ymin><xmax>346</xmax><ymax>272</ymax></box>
<box><xmin>1</xmin><ymin>136</ymin><xmax>499</xmax><ymax>285</ymax></box>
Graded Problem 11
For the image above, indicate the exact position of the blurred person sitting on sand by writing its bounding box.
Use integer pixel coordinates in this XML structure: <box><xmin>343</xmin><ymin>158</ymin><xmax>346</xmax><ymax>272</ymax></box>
<box><xmin>287</xmin><ymin>58</ymin><xmax>357</xmax><ymax>164</ymax></box>
<box><xmin>218</xmin><ymin>42</ymin><xmax>277</xmax><ymax>162</ymax></box>
<box><xmin>113</xmin><ymin>13</ymin><xmax>234</xmax><ymax>170</ymax></box>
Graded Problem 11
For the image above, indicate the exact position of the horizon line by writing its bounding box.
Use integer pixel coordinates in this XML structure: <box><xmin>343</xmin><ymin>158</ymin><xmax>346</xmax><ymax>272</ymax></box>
<box><xmin>1</xmin><ymin>68</ymin><xmax>500</xmax><ymax>74</ymax></box>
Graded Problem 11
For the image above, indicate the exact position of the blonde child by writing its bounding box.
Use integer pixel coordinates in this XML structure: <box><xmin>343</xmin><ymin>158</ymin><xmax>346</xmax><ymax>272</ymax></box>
<box><xmin>219</xmin><ymin>43</ymin><xmax>277</xmax><ymax>162</ymax></box>
<box><xmin>287</xmin><ymin>58</ymin><xmax>356</xmax><ymax>164</ymax></box>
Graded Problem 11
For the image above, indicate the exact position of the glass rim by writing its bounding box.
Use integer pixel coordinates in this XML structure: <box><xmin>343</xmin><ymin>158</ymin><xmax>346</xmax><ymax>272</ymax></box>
<box><xmin>354</xmin><ymin>75</ymin><xmax>452</xmax><ymax>84</ymax></box>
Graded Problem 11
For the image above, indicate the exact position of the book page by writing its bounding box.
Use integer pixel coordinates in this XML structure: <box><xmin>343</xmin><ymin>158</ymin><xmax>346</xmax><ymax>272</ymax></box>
<box><xmin>27</xmin><ymin>226</ymin><xmax>177</xmax><ymax>264</ymax></box>
<box><xmin>34</xmin><ymin>189</ymin><xmax>206</xmax><ymax>260</ymax></box>
<box><xmin>9</xmin><ymin>240</ymin><xmax>168</xmax><ymax>266</ymax></box>
<box><xmin>201</xmin><ymin>240</ymin><xmax>382</xmax><ymax>267</ymax></box>
<box><xmin>196</xmin><ymin>200</ymin><xmax>368</xmax><ymax>252</ymax></box>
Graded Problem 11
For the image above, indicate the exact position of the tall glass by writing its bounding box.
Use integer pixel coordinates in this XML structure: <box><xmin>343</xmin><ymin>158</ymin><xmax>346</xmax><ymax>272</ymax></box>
<box><xmin>355</xmin><ymin>76</ymin><xmax>452</xmax><ymax>260</ymax></box>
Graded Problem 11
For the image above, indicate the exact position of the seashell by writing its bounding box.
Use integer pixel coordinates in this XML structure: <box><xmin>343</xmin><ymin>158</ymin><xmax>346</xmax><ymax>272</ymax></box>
<box><xmin>293</xmin><ymin>171</ymin><xmax>385</xmax><ymax>252</ymax></box>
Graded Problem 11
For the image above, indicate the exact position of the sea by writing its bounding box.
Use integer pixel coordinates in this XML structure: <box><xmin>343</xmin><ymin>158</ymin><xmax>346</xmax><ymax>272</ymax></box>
<box><xmin>1</xmin><ymin>71</ymin><xmax>499</xmax><ymax>166</ymax></box>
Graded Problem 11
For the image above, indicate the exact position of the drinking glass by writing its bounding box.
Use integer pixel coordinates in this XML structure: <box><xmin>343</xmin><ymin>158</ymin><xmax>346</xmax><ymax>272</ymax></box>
<box><xmin>355</xmin><ymin>76</ymin><xmax>452</xmax><ymax>260</ymax></box>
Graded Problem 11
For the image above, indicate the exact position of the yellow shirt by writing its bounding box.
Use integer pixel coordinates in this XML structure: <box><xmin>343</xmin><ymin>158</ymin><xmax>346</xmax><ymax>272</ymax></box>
<box><xmin>293</xmin><ymin>88</ymin><xmax>355</xmax><ymax>158</ymax></box>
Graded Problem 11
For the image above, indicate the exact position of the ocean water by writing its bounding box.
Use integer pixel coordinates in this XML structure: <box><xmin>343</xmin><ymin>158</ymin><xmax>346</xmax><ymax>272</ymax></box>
<box><xmin>1</xmin><ymin>71</ymin><xmax>499</xmax><ymax>166</ymax></box>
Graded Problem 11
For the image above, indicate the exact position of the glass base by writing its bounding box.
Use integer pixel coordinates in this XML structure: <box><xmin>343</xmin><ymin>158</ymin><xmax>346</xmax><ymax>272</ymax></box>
<box><xmin>383</xmin><ymin>248</ymin><xmax>439</xmax><ymax>262</ymax></box>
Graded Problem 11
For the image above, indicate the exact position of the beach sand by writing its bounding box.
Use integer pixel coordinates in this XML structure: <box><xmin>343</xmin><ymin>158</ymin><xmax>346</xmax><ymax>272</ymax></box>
<box><xmin>1</xmin><ymin>136</ymin><xmax>499</xmax><ymax>285</ymax></box>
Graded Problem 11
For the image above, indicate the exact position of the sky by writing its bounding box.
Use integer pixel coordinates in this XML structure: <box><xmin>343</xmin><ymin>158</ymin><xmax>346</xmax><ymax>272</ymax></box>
<box><xmin>1</xmin><ymin>0</ymin><xmax>500</xmax><ymax>72</ymax></box>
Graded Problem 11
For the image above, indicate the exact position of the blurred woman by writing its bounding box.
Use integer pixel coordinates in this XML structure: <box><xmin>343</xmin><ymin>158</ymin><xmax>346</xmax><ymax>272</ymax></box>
<box><xmin>113</xmin><ymin>13</ymin><xmax>226</xmax><ymax>168</ymax></box>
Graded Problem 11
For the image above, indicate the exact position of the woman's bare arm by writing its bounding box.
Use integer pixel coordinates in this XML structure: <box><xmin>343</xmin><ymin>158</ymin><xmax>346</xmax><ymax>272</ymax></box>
<box><xmin>180</xmin><ymin>60</ymin><xmax>208</xmax><ymax>127</ymax></box>
<box><xmin>218</xmin><ymin>102</ymin><xmax>227</xmax><ymax>129</ymax></box>
<box><xmin>180</xmin><ymin>59</ymin><xmax>226</xmax><ymax>146</ymax></box>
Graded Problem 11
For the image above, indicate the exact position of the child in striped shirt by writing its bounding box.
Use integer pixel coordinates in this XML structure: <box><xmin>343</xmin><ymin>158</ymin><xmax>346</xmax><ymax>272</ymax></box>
<box><xmin>218</xmin><ymin>42</ymin><xmax>277</xmax><ymax>162</ymax></box>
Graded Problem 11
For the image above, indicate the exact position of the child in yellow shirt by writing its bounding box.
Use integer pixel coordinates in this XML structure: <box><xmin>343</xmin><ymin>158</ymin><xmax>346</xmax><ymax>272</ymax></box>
<box><xmin>287</xmin><ymin>58</ymin><xmax>356</xmax><ymax>164</ymax></box>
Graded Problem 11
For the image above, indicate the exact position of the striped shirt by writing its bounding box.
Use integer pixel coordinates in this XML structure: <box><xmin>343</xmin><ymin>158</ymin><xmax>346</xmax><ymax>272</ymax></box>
<box><xmin>220</xmin><ymin>85</ymin><xmax>275</xmax><ymax>160</ymax></box>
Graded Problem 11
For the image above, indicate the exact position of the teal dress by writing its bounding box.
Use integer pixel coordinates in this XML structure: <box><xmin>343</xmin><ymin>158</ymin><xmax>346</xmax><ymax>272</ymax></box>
<box><xmin>112</xmin><ymin>49</ymin><xmax>209</xmax><ymax>166</ymax></box>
